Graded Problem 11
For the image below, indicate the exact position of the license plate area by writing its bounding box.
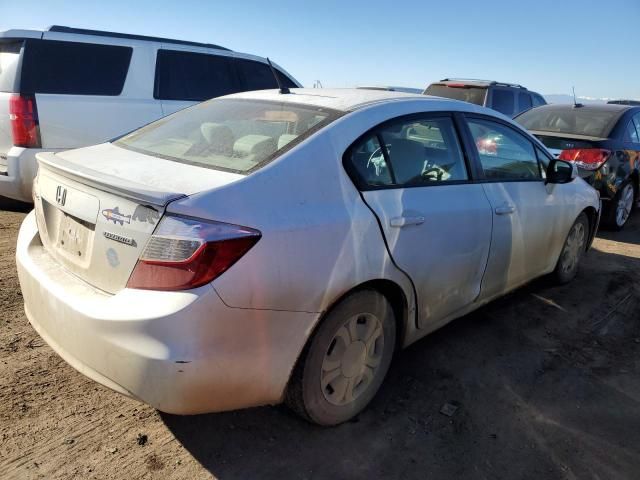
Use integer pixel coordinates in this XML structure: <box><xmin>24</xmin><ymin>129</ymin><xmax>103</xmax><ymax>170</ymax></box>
<box><xmin>56</xmin><ymin>212</ymin><xmax>95</xmax><ymax>266</ymax></box>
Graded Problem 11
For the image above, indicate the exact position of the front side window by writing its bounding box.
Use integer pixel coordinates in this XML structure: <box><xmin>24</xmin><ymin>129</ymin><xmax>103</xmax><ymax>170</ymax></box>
<box><xmin>491</xmin><ymin>89</ymin><xmax>515</xmax><ymax>116</ymax></box>
<box><xmin>467</xmin><ymin>118</ymin><xmax>541</xmax><ymax>180</ymax></box>
<box><xmin>116</xmin><ymin>98</ymin><xmax>339</xmax><ymax>173</ymax></box>
<box><xmin>21</xmin><ymin>40</ymin><xmax>132</xmax><ymax>95</ymax></box>
<box><xmin>345</xmin><ymin>116</ymin><xmax>468</xmax><ymax>189</ymax></box>
<box><xmin>155</xmin><ymin>50</ymin><xmax>240</xmax><ymax>101</ymax></box>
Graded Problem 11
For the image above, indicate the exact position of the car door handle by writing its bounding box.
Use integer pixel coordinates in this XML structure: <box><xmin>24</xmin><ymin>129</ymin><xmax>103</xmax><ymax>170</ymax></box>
<box><xmin>494</xmin><ymin>204</ymin><xmax>516</xmax><ymax>215</ymax></box>
<box><xmin>390</xmin><ymin>215</ymin><xmax>425</xmax><ymax>227</ymax></box>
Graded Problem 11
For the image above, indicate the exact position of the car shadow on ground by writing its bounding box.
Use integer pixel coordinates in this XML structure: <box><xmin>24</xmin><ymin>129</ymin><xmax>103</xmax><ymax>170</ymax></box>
<box><xmin>0</xmin><ymin>196</ymin><xmax>32</xmax><ymax>213</ymax></box>
<box><xmin>162</xmin><ymin>227</ymin><xmax>640</xmax><ymax>479</ymax></box>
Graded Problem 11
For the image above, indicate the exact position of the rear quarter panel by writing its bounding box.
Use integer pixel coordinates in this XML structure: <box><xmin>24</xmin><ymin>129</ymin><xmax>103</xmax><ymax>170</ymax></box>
<box><xmin>165</xmin><ymin>102</ymin><xmax>457</xmax><ymax>325</ymax></box>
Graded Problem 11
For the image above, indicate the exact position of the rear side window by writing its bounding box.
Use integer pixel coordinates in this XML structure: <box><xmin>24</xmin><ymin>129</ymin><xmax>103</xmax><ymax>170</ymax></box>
<box><xmin>235</xmin><ymin>58</ymin><xmax>297</xmax><ymax>91</ymax></box>
<box><xmin>0</xmin><ymin>41</ymin><xmax>23</xmax><ymax>93</ymax></box>
<box><xmin>491</xmin><ymin>89</ymin><xmax>515</xmax><ymax>116</ymax></box>
<box><xmin>155</xmin><ymin>50</ymin><xmax>240</xmax><ymax>101</ymax></box>
<box><xmin>467</xmin><ymin>118</ymin><xmax>541</xmax><ymax>180</ymax></box>
<box><xmin>21</xmin><ymin>40</ymin><xmax>132</xmax><ymax>95</ymax></box>
<box><xmin>624</xmin><ymin>119</ymin><xmax>640</xmax><ymax>143</ymax></box>
<box><xmin>345</xmin><ymin>116</ymin><xmax>468</xmax><ymax>189</ymax></box>
<box><xmin>424</xmin><ymin>84</ymin><xmax>487</xmax><ymax>106</ymax></box>
<box><xmin>518</xmin><ymin>92</ymin><xmax>532</xmax><ymax>112</ymax></box>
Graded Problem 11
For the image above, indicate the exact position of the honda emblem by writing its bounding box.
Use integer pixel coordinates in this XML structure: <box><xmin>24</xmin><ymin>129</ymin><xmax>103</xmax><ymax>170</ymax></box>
<box><xmin>55</xmin><ymin>185</ymin><xmax>67</xmax><ymax>206</ymax></box>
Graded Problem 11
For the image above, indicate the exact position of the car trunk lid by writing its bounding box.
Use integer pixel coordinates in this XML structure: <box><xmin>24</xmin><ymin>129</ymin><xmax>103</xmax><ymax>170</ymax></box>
<box><xmin>34</xmin><ymin>143</ymin><xmax>244</xmax><ymax>294</ymax></box>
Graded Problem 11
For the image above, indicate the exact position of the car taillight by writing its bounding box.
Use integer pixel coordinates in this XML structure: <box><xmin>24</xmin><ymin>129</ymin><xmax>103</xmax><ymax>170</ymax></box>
<box><xmin>127</xmin><ymin>215</ymin><xmax>261</xmax><ymax>291</ymax></box>
<box><xmin>558</xmin><ymin>148</ymin><xmax>611</xmax><ymax>171</ymax></box>
<box><xmin>9</xmin><ymin>94</ymin><xmax>41</xmax><ymax>148</ymax></box>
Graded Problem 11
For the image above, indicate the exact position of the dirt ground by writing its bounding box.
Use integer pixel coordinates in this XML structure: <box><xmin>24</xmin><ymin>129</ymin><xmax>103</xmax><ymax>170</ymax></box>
<box><xmin>1</xmin><ymin>199</ymin><xmax>639</xmax><ymax>480</ymax></box>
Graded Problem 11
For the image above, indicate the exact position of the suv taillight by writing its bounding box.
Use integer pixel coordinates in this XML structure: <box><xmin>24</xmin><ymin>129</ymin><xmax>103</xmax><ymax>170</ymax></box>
<box><xmin>127</xmin><ymin>215</ymin><xmax>261</xmax><ymax>291</ymax></box>
<box><xmin>9</xmin><ymin>94</ymin><xmax>41</xmax><ymax>148</ymax></box>
<box><xmin>558</xmin><ymin>148</ymin><xmax>611</xmax><ymax>171</ymax></box>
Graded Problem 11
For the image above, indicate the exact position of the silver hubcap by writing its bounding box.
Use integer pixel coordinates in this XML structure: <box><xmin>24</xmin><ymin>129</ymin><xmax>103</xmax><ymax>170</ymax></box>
<box><xmin>616</xmin><ymin>184</ymin><xmax>634</xmax><ymax>226</ymax></box>
<box><xmin>561</xmin><ymin>221</ymin><xmax>586</xmax><ymax>274</ymax></box>
<box><xmin>321</xmin><ymin>313</ymin><xmax>384</xmax><ymax>406</ymax></box>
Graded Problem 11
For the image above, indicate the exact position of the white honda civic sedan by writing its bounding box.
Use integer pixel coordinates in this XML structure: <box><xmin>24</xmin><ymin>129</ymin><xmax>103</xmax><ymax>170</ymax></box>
<box><xmin>17</xmin><ymin>89</ymin><xmax>600</xmax><ymax>425</ymax></box>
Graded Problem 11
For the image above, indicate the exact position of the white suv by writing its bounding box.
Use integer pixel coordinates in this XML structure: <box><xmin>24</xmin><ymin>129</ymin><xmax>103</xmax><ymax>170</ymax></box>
<box><xmin>0</xmin><ymin>25</ymin><xmax>300</xmax><ymax>203</ymax></box>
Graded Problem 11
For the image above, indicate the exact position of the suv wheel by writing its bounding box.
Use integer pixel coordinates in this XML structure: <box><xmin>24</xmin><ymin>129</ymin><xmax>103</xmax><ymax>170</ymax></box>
<box><xmin>285</xmin><ymin>289</ymin><xmax>396</xmax><ymax>426</ymax></box>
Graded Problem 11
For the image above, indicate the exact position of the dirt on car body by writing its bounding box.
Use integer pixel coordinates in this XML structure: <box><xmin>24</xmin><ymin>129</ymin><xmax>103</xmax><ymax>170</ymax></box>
<box><xmin>1</xmin><ymin>203</ymin><xmax>639</xmax><ymax>479</ymax></box>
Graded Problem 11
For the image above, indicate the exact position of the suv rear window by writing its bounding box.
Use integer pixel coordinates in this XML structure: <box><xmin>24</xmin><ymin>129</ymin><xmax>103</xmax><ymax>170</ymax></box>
<box><xmin>20</xmin><ymin>40</ymin><xmax>132</xmax><ymax>95</ymax></box>
<box><xmin>424</xmin><ymin>84</ymin><xmax>487</xmax><ymax>106</ymax></box>
<box><xmin>155</xmin><ymin>49</ymin><xmax>241</xmax><ymax>101</ymax></box>
<box><xmin>116</xmin><ymin>98</ymin><xmax>340</xmax><ymax>173</ymax></box>
<box><xmin>515</xmin><ymin>107</ymin><xmax>622</xmax><ymax>138</ymax></box>
<box><xmin>0</xmin><ymin>41</ymin><xmax>23</xmax><ymax>93</ymax></box>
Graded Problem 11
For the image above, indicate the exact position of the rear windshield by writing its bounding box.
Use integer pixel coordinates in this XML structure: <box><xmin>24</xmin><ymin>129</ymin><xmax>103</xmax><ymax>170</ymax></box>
<box><xmin>424</xmin><ymin>84</ymin><xmax>487</xmax><ymax>105</ymax></box>
<box><xmin>115</xmin><ymin>98</ymin><xmax>341</xmax><ymax>173</ymax></box>
<box><xmin>0</xmin><ymin>41</ymin><xmax>23</xmax><ymax>93</ymax></box>
<box><xmin>20</xmin><ymin>39</ymin><xmax>132</xmax><ymax>95</ymax></box>
<box><xmin>515</xmin><ymin>107</ymin><xmax>621</xmax><ymax>138</ymax></box>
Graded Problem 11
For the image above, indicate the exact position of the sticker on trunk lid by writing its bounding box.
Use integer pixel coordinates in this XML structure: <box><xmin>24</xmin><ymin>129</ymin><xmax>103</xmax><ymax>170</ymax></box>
<box><xmin>102</xmin><ymin>207</ymin><xmax>131</xmax><ymax>225</ymax></box>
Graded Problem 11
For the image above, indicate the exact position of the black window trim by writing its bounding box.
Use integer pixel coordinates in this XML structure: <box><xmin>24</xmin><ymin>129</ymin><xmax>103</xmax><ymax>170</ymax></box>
<box><xmin>342</xmin><ymin>111</ymin><xmax>476</xmax><ymax>192</ymax></box>
<box><xmin>460</xmin><ymin>112</ymin><xmax>546</xmax><ymax>184</ymax></box>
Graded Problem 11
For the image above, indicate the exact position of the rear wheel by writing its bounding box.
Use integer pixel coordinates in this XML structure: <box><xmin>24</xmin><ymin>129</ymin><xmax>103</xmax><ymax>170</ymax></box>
<box><xmin>553</xmin><ymin>212</ymin><xmax>588</xmax><ymax>284</ymax></box>
<box><xmin>285</xmin><ymin>289</ymin><xmax>396</xmax><ymax>426</ymax></box>
<box><xmin>604</xmin><ymin>181</ymin><xmax>635</xmax><ymax>230</ymax></box>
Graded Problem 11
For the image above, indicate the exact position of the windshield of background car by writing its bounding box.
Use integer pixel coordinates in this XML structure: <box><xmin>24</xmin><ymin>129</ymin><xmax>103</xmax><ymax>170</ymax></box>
<box><xmin>116</xmin><ymin>99</ymin><xmax>340</xmax><ymax>173</ymax></box>
<box><xmin>515</xmin><ymin>107</ymin><xmax>621</xmax><ymax>138</ymax></box>
<box><xmin>424</xmin><ymin>84</ymin><xmax>487</xmax><ymax>105</ymax></box>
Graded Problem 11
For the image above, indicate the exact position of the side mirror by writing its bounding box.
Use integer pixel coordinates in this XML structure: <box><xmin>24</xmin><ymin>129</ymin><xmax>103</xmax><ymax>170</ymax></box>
<box><xmin>546</xmin><ymin>159</ymin><xmax>577</xmax><ymax>184</ymax></box>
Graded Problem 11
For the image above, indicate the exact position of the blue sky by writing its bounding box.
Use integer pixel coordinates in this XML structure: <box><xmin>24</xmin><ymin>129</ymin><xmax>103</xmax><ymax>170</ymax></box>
<box><xmin>2</xmin><ymin>0</ymin><xmax>639</xmax><ymax>99</ymax></box>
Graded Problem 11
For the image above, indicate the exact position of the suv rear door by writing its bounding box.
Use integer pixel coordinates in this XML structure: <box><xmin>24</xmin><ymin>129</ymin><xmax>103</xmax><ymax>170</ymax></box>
<box><xmin>27</xmin><ymin>33</ymin><xmax>163</xmax><ymax>148</ymax></box>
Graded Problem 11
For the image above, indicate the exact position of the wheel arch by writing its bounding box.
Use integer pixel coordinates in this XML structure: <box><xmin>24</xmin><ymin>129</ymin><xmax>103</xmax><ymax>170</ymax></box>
<box><xmin>581</xmin><ymin>205</ymin><xmax>599</xmax><ymax>251</ymax></box>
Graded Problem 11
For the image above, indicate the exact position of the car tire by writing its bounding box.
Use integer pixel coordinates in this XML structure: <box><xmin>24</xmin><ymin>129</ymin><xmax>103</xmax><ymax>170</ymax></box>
<box><xmin>553</xmin><ymin>212</ymin><xmax>589</xmax><ymax>284</ymax></box>
<box><xmin>603</xmin><ymin>180</ymin><xmax>635</xmax><ymax>231</ymax></box>
<box><xmin>285</xmin><ymin>289</ymin><xmax>396</xmax><ymax>426</ymax></box>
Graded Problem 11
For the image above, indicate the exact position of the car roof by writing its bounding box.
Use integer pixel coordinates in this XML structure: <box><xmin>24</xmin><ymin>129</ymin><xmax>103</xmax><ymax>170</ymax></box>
<box><xmin>432</xmin><ymin>79</ymin><xmax>526</xmax><ymax>90</ymax></box>
<box><xmin>226</xmin><ymin>88</ymin><xmax>491</xmax><ymax>113</ymax></box>
<box><xmin>0</xmin><ymin>25</ymin><xmax>230</xmax><ymax>51</ymax></box>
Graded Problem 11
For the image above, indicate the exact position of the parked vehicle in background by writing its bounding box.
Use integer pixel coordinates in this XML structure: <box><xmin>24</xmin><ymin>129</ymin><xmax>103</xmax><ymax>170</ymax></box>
<box><xmin>608</xmin><ymin>100</ymin><xmax>640</xmax><ymax>106</ymax></box>
<box><xmin>515</xmin><ymin>103</ymin><xmax>640</xmax><ymax>230</ymax></box>
<box><xmin>17</xmin><ymin>88</ymin><xmax>599</xmax><ymax>425</ymax></box>
<box><xmin>357</xmin><ymin>86</ymin><xmax>423</xmax><ymax>94</ymax></box>
<box><xmin>424</xmin><ymin>79</ymin><xmax>546</xmax><ymax>117</ymax></box>
<box><xmin>0</xmin><ymin>25</ymin><xmax>300</xmax><ymax>203</ymax></box>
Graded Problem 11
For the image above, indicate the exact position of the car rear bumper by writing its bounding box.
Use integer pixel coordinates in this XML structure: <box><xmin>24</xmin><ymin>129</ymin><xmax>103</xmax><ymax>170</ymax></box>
<box><xmin>0</xmin><ymin>147</ymin><xmax>62</xmax><ymax>203</ymax></box>
<box><xmin>16</xmin><ymin>211</ymin><xmax>318</xmax><ymax>414</ymax></box>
